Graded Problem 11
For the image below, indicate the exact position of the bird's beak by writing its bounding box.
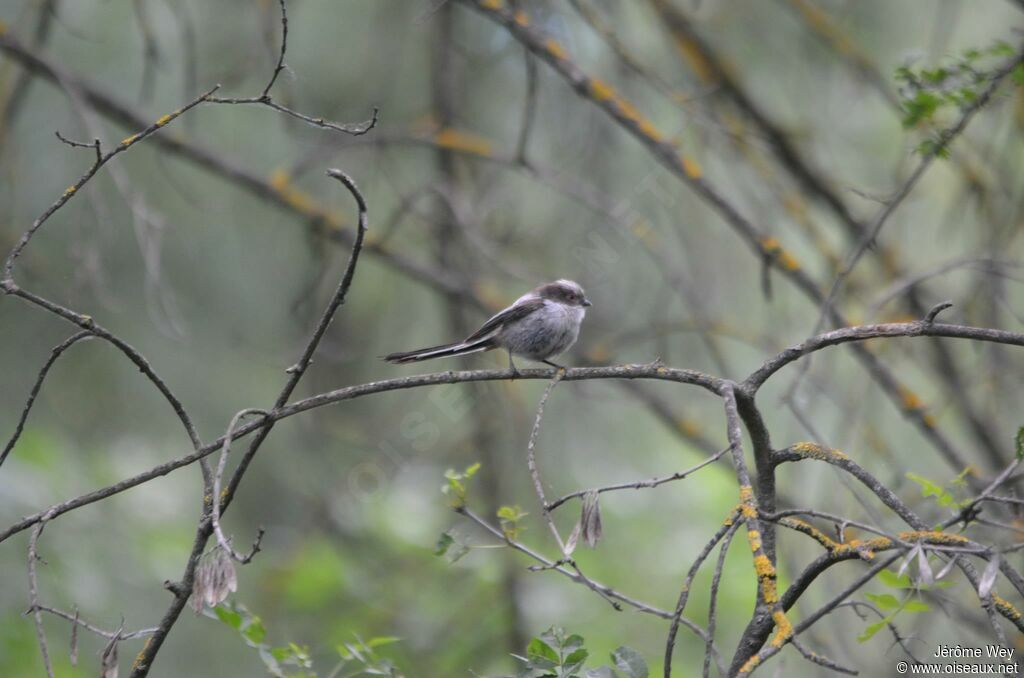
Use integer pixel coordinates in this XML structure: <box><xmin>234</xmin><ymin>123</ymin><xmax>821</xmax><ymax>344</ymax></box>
<box><xmin>582</xmin><ymin>298</ymin><xmax>592</xmax><ymax>307</ymax></box>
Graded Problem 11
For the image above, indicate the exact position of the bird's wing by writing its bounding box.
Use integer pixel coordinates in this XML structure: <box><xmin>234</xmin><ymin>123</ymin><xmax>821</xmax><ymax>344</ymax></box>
<box><xmin>464</xmin><ymin>297</ymin><xmax>545</xmax><ymax>343</ymax></box>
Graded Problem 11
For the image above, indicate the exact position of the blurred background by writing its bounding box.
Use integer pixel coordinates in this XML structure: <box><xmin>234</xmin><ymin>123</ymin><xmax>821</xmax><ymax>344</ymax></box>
<box><xmin>1</xmin><ymin>0</ymin><xmax>1023</xmax><ymax>675</ymax></box>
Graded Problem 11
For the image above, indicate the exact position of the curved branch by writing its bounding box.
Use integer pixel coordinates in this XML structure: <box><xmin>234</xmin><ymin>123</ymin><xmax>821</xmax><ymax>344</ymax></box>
<box><xmin>745</xmin><ymin>321</ymin><xmax>1024</xmax><ymax>391</ymax></box>
<box><xmin>545</xmin><ymin>445</ymin><xmax>730</xmax><ymax>512</ymax></box>
<box><xmin>210</xmin><ymin>409</ymin><xmax>269</xmax><ymax>563</ymax></box>
<box><xmin>0</xmin><ymin>362</ymin><xmax>723</xmax><ymax>545</ymax></box>
<box><xmin>131</xmin><ymin>168</ymin><xmax>371</xmax><ymax>677</ymax></box>
<box><xmin>1</xmin><ymin>331</ymin><xmax>93</xmax><ymax>469</ymax></box>
<box><xmin>526</xmin><ymin>371</ymin><xmax>568</xmax><ymax>553</ymax></box>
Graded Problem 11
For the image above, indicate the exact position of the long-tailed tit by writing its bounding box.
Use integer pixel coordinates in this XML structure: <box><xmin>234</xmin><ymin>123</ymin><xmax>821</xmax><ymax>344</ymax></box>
<box><xmin>384</xmin><ymin>279</ymin><xmax>591</xmax><ymax>370</ymax></box>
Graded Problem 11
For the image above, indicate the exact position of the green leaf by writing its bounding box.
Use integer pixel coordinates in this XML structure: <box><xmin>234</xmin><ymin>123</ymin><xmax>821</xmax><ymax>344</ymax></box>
<box><xmin>611</xmin><ymin>646</ymin><xmax>649</xmax><ymax>678</ymax></box>
<box><xmin>465</xmin><ymin>461</ymin><xmax>481</xmax><ymax>478</ymax></box>
<box><xmin>365</xmin><ymin>636</ymin><xmax>402</xmax><ymax>649</ymax></box>
<box><xmin>498</xmin><ymin>505</ymin><xmax>528</xmax><ymax>521</ymax></box>
<box><xmin>540</xmin><ymin>627</ymin><xmax>564</xmax><ymax>651</ymax></box>
<box><xmin>434</xmin><ymin>530</ymin><xmax>469</xmax><ymax>563</ymax></box>
<box><xmin>213</xmin><ymin>604</ymin><xmax>244</xmax><ymax>630</ymax></box>
<box><xmin>434</xmin><ymin>532</ymin><xmax>455</xmax><ymax>556</ymax></box>
<box><xmin>527</xmin><ymin>637</ymin><xmax>560</xmax><ymax>665</ymax></box>
<box><xmin>1013</xmin><ymin>64</ymin><xmax>1024</xmax><ymax>86</ymax></box>
<box><xmin>906</xmin><ymin>472</ymin><xmax>963</xmax><ymax>508</ymax></box>
<box><xmin>857</xmin><ymin>617</ymin><xmax>892</xmax><ymax>643</ymax></box>
<box><xmin>562</xmin><ymin>634</ymin><xmax>585</xmax><ymax>654</ymax></box>
<box><xmin>878</xmin><ymin>569</ymin><xmax>912</xmax><ymax>588</ymax></box>
<box><xmin>242</xmin><ymin>615</ymin><xmax>267</xmax><ymax>645</ymax></box>
<box><xmin>877</xmin><ymin>568</ymin><xmax>953</xmax><ymax>590</ymax></box>
<box><xmin>865</xmin><ymin>593</ymin><xmax>900</xmax><ymax>611</ymax></box>
<box><xmin>903</xmin><ymin>599</ymin><xmax>930</xmax><ymax>613</ymax></box>
<box><xmin>902</xmin><ymin>90</ymin><xmax>943</xmax><ymax>127</ymax></box>
<box><xmin>563</xmin><ymin>647</ymin><xmax>589</xmax><ymax>673</ymax></box>
<box><xmin>990</xmin><ymin>40</ymin><xmax>1014</xmax><ymax>57</ymax></box>
<box><xmin>1015</xmin><ymin>427</ymin><xmax>1024</xmax><ymax>461</ymax></box>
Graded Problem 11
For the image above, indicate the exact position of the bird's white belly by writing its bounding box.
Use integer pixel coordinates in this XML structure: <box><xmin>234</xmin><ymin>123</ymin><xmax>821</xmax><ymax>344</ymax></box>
<box><xmin>498</xmin><ymin>302</ymin><xmax>584</xmax><ymax>360</ymax></box>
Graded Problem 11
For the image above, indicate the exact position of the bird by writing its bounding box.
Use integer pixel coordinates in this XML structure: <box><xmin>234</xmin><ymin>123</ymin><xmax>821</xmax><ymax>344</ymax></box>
<box><xmin>384</xmin><ymin>279</ymin><xmax>591</xmax><ymax>371</ymax></box>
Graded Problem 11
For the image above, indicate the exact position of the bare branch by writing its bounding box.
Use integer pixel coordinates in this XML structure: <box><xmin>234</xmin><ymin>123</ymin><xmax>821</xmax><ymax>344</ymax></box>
<box><xmin>545</xmin><ymin>445</ymin><xmax>730</xmax><ymax>512</ymax></box>
<box><xmin>526</xmin><ymin>371</ymin><xmax>569</xmax><ymax>553</ymax></box>
<box><xmin>27</xmin><ymin>511</ymin><xmax>57</xmax><ymax>678</ymax></box>
<box><xmin>1</xmin><ymin>331</ymin><xmax>93</xmax><ymax>469</ymax></box>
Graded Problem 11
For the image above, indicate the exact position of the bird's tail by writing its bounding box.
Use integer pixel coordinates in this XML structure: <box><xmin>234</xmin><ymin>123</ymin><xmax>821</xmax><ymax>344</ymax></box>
<box><xmin>383</xmin><ymin>336</ymin><xmax>496</xmax><ymax>364</ymax></box>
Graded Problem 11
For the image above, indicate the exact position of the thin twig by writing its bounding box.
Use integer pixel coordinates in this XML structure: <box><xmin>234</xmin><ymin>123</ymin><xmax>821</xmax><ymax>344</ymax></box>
<box><xmin>545</xmin><ymin>445</ymin><xmax>730</xmax><ymax>512</ymax></box>
<box><xmin>27</xmin><ymin>604</ymin><xmax>157</xmax><ymax>641</ymax></box>
<box><xmin>527</xmin><ymin>370</ymin><xmax>568</xmax><ymax>553</ymax></box>
<box><xmin>665</xmin><ymin>509</ymin><xmax>742</xmax><ymax>677</ymax></box>
<box><xmin>790</xmin><ymin>637</ymin><xmax>858</xmax><ymax>675</ymax></box>
<box><xmin>210</xmin><ymin>409</ymin><xmax>270</xmax><ymax>563</ymax></box>
<box><xmin>131</xmin><ymin>168</ymin><xmax>370</xmax><ymax>676</ymax></box>
<box><xmin>262</xmin><ymin>0</ymin><xmax>288</xmax><ymax>98</ymax></box>
<box><xmin>704</xmin><ymin>518</ymin><xmax>741</xmax><ymax>678</ymax></box>
<box><xmin>1</xmin><ymin>331</ymin><xmax>94</xmax><ymax>468</ymax></box>
<box><xmin>27</xmin><ymin>511</ymin><xmax>57</xmax><ymax>678</ymax></box>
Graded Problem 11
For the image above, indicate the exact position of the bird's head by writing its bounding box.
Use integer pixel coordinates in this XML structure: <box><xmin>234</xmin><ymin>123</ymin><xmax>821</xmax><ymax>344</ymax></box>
<box><xmin>537</xmin><ymin>279</ymin><xmax>592</xmax><ymax>307</ymax></box>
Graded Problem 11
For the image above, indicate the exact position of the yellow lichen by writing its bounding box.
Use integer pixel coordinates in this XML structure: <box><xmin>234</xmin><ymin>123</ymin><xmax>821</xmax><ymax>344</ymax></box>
<box><xmin>748</xmin><ymin>530</ymin><xmax>763</xmax><ymax>552</ymax></box>
<box><xmin>738</xmin><ymin>485</ymin><xmax>758</xmax><ymax>518</ymax></box>
<box><xmin>769</xmin><ymin>610</ymin><xmax>793</xmax><ymax>647</ymax></box>
<box><xmin>121</xmin><ymin>133</ymin><xmax>141</xmax><ymax>146</ymax></box>
<box><xmin>762</xmin><ymin>578</ymin><xmax>779</xmax><ymax>604</ymax></box>
<box><xmin>738</xmin><ymin>653</ymin><xmax>761</xmax><ymax>674</ymax></box>
<box><xmin>677</xmin><ymin>418</ymin><xmax>703</xmax><ymax>438</ymax></box>
<box><xmin>791</xmin><ymin>441</ymin><xmax>847</xmax><ymax>461</ymax></box>
<box><xmin>155</xmin><ymin>113</ymin><xmax>174</xmax><ymax>127</ymax></box>
<box><xmin>777</xmin><ymin>250</ymin><xmax>801</xmax><ymax>271</ymax></box>
<box><xmin>753</xmin><ymin>552</ymin><xmax>774</xmax><ymax>576</ymax></box>
<box><xmin>898</xmin><ymin>530</ymin><xmax>969</xmax><ymax>545</ymax></box>
<box><xmin>433</xmin><ymin>128</ymin><xmax>493</xmax><ymax>157</ymax></box>
<box><xmin>993</xmin><ymin>595</ymin><xmax>1022</xmax><ymax>621</ymax></box>
<box><xmin>269</xmin><ymin>169</ymin><xmax>290</xmax><ymax>190</ymax></box>
<box><xmin>672</xmin><ymin>37</ymin><xmax>716</xmax><ymax>85</ymax></box>
<box><xmin>759</xmin><ymin>236</ymin><xmax>800</xmax><ymax>270</ymax></box>
<box><xmin>636</xmin><ymin>118</ymin><xmax>665</xmax><ymax>143</ymax></box>
<box><xmin>62</xmin><ymin>186</ymin><xmax>77</xmax><ymax>198</ymax></box>
<box><xmin>132</xmin><ymin>638</ymin><xmax>152</xmax><ymax>670</ymax></box>
<box><xmin>787</xmin><ymin>0</ymin><xmax>855</xmax><ymax>57</ymax></box>
<box><xmin>779</xmin><ymin>517</ymin><xmax>837</xmax><ymax>551</ymax></box>
<box><xmin>681</xmin><ymin>155</ymin><xmax>702</xmax><ymax>179</ymax></box>
<box><xmin>267</xmin><ymin>169</ymin><xmax>344</xmax><ymax>231</ymax></box>
<box><xmin>545</xmin><ymin>38</ymin><xmax>568</xmax><ymax>61</ymax></box>
<box><xmin>588</xmin><ymin>78</ymin><xmax>616</xmax><ymax>102</ymax></box>
<box><xmin>834</xmin><ymin>536</ymin><xmax>891</xmax><ymax>560</ymax></box>
<box><xmin>781</xmin><ymin>192</ymin><xmax>807</xmax><ymax>219</ymax></box>
<box><xmin>614</xmin><ymin>97</ymin><xmax>642</xmax><ymax>123</ymax></box>
<box><xmin>899</xmin><ymin>387</ymin><xmax>925</xmax><ymax>411</ymax></box>
<box><xmin>480</xmin><ymin>0</ymin><xmax>504</xmax><ymax>10</ymax></box>
<box><xmin>513</xmin><ymin>10</ymin><xmax>529</xmax><ymax>26</ymax></box>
